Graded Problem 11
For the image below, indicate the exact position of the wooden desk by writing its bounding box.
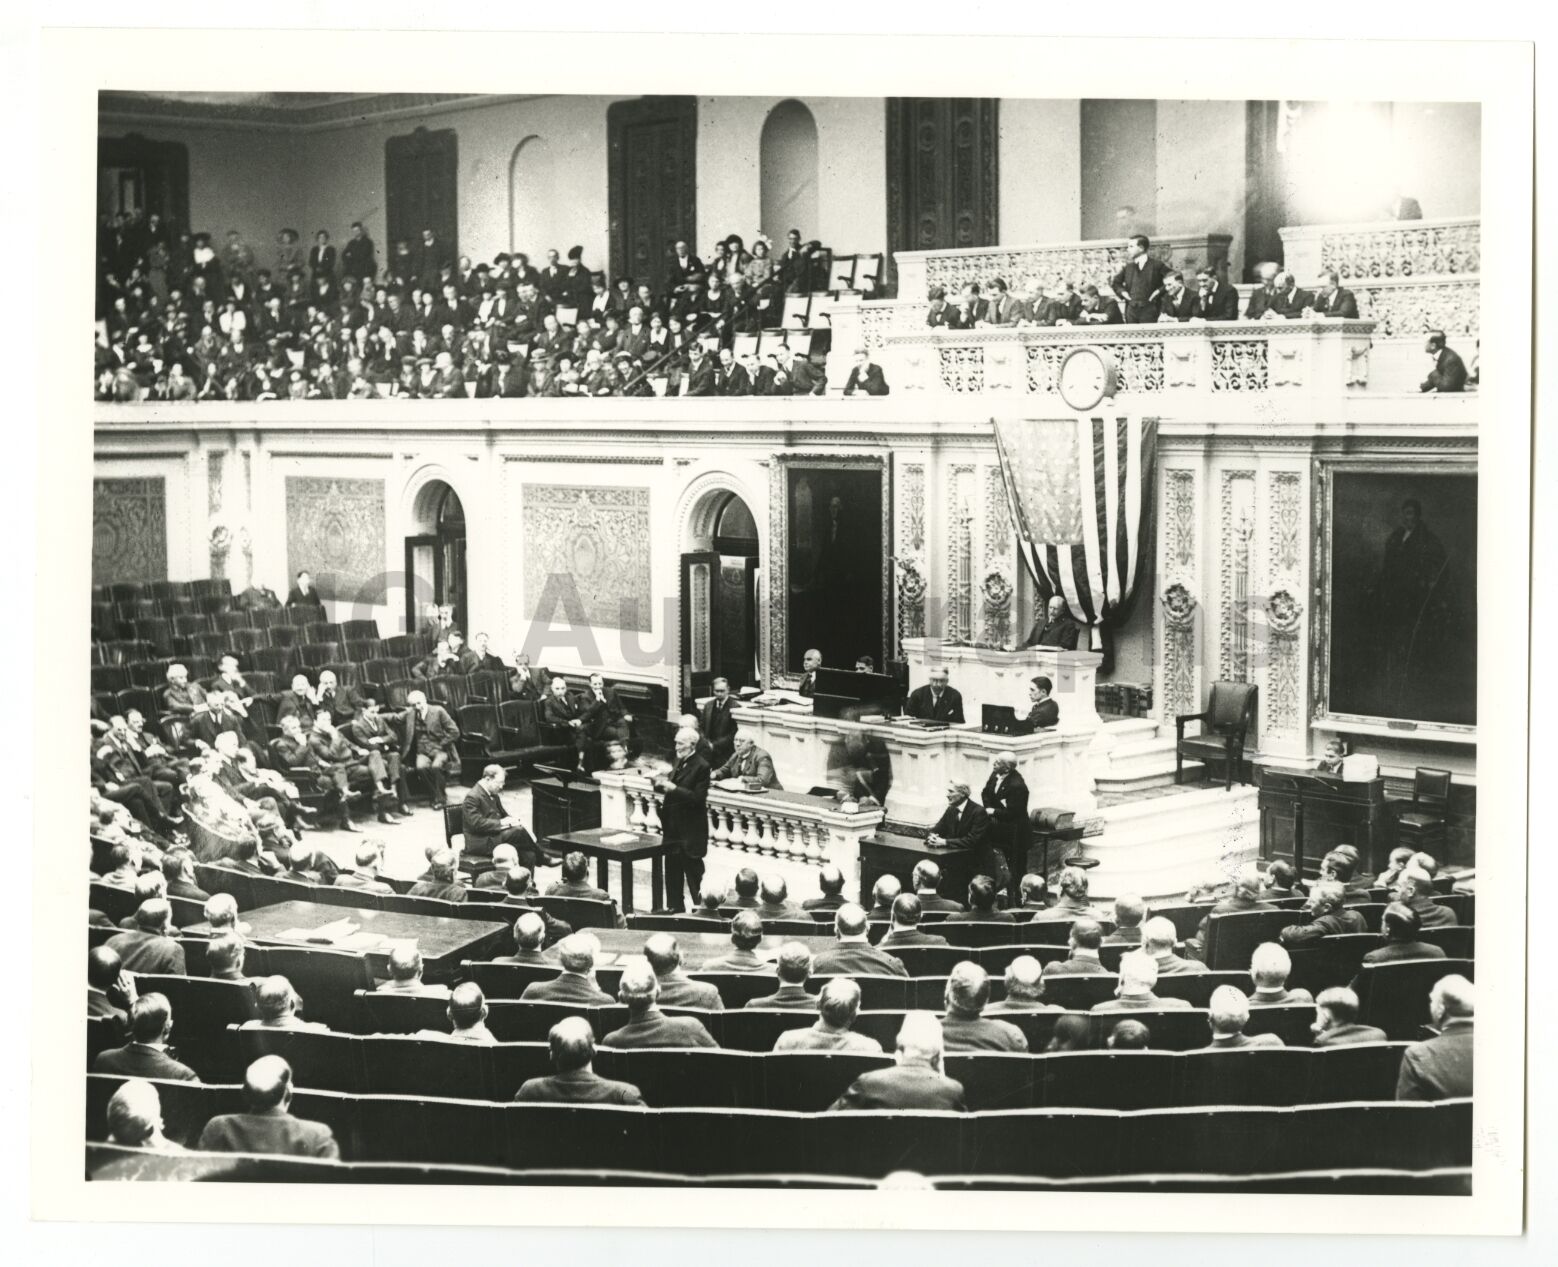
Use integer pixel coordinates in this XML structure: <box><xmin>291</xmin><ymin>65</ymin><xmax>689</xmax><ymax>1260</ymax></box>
<box><xmin>542</xmin><ymin>827</ymin><xmax>670</xmax><ymax>914</ymax></box>
<box><xmin>1255</xmin><ymin>766</ymin><xmax>1388</xmax><ymax>878</ymax></box>
<box><xmin>857</xmin><ymin>831</ymin><xmax>977</xmax><ymax>907</ymax></box>
<box><xmin>202</xmin><ymin>900</ymin><xmax>510</xmax><ymax>980</ymax></box>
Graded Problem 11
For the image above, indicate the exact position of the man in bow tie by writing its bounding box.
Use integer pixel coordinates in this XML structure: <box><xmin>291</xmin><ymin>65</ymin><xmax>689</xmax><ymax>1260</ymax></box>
<box><xmin>698</xmin><ymin>677</ymin><xmax>739</xmax><ymax>766</ymax></box>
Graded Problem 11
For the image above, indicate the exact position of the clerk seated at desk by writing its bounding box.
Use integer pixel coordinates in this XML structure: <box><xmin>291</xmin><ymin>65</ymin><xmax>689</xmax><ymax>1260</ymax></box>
<box><xmin>927</xmin><ymin>780</ymin><xmax>1009</xmax><ymax>895</ymax></box>
<box><xmin>1012</xmin><ymin>675</ymin><xmax>1059</xmax><ymax>735</ymax></box>
<box><xmin>711</xmin><ymin>734</ymin><xmax>779</xmax><ymax>788</ymax></box>
<box><xmin>904</xmin><ymin>666</ymin><xmax>965</xmax><ymax>724</ymax></box>
<box><xmin>1024</xmin><ymin>595</ymin><xmax>1081</xmax><ymax>651</ymax></box>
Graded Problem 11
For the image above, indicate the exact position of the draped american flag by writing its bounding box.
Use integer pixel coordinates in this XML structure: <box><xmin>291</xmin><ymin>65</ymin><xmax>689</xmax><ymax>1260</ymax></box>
<box><xmin>991</xmin><ymin>414</ymin><xmax>1157</xmax><ymax>646</ymax></box>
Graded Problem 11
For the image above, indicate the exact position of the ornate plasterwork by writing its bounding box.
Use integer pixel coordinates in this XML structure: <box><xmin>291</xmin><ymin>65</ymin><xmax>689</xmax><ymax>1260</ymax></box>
<box><xmin>1264</xmin><ymin>472</ymin><xmax>1305</xmax><ymax>735</ymax></box>
<box><xmin>1353</xmin><ymin>279</ymin><xmax>1480</xmax><ymax>338</ymax></box>
<box><xmin>939</xmin><ymin>346</ymin><xmax>985</xmax><ymax>393</ymax></box>
<box><xmin>893</xmin><ymin>461</ymin><xmax>927</xmax><ymax>656</ymax></box>
<box><xmin>912</xmin><ymin>234</ymin><xmax>1231</xmax><ymax>302</ymax></box>
<box><xmin>1025</xmin><ymin>340</ymin><xmax>1166</xmax><ymax>394</ymax></box>
<box><xmin>1164</xmin><ymin>469</ymin><xmax>1197</xmax><ymax>572</ymax></box>
<box><xmin>285</xmin><ymin>476</ymin><xmax>387</xmax><ymax>605</ymax></box>
<box><xmin>93</xmin><ymin>477</ymin><xmax>168</xmax><ymax>584</ymax></box>
<box><xmin>1218</xmin><ymin>470</ymin><xmax>1257</xmax><ymax>684</ymax></box>
<box><xmin>1319</xmin><ymin>220</ymin><xmax>1480</xmax><ymax>281</ymax></box>
<box><xmin>1210</xmin><ymin>340</ymin><xmax>1269</xmax><ymax>392</ymax></box>
<box><xmin>1159</xmin><ymin>469</ymin><xmax>1200</xmax><ymax>720</ymax></box>
<box><xmin>946</xmin><ymin>464</ymin><xmax>977</xmax><ymax>641</ymax></box>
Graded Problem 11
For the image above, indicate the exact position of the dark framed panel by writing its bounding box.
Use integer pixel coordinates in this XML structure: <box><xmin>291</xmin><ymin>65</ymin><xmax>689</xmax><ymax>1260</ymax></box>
<box><xmin>607</xmin><ymin>96</ymin><xmax>698</xmax><ymax>296</ymax></box>
<box><xmin>884</xmin><ymin>98</ymin><xmax>1000</xmax><ymax>297</ymax></box>
<box><xmin>98</xmin><ymin>133</ymin><xmax>190</xmax><ymax>229</ymax></box>
<box><xmin>385</xmin><ymin>127</ymin><xmax>459</xmax><ymax>263</ymax></box>
<box><xmin>768</xmin><ymin>455</ymin><xmax>891</xmax><ymax>681</ymax></box>
<box><xmin>1313</xmin><ymin>462</ymin><xmax>1477</xmax><ymax>734</ymax></box>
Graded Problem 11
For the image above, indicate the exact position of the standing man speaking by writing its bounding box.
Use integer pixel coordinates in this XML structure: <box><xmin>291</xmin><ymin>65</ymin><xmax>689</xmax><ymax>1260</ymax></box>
<box><xmin>652</xmin><ymin>727</ymin><xmax>711</xmax><ymax>912</ymax></box>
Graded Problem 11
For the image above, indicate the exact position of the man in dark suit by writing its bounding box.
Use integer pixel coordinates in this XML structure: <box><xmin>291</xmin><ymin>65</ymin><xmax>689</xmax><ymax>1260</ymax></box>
<box><xmin>577</xmin><ymin>672</ymin><xmax>632</xmax><ymax>770</ymax></box>
<box><xmin>399</xmin><ymin>689</ymin><xmax>460</xmax><ymax>809</ymax></box>
<box><xmin>1279</xmin><ymin>880</ymin><xmax>1367</xmax><ymax>946</ymax></box>
<box><xmin>796</xmin><ymin>648</ymin><xmax>822</xmax><ymax>697</ymax></box>
<box><xmin>348</xmin><ymin>697</ymin><xmax>408</xmax><ymax>814</ymax></box>
<box><xmin>1156</xmin><ymin>271</ymin><xmax>1200</xmax><ymax>321</ymax></box>
<box><xmin>912</xmin><ymin>860</ymin><xmax>966</xmax><ymax>914</ymax></box>
<box><xmin>927</xmin><ymin>780</ymin><xmax>1007</xmax><ymax>894</ymax></box>
<box><xmin>1362</xmin><ymin>902</ymin><xmax>1449</xmax><ymax>965</ymax></box>
<box><xmin>842</xmin><ymin>347</ymin><xmax>890</xmax><ymax>396</ymax></box>
<box><xmin>877</xmin><ymin>893</ymin><xmax>950</xmax><ymax>949</ymax></box>
<box><xmin>642</xmin><ymin>933</ymin><xmax>723</xmax><ymax>1010</ymax></box>
<box><xmin>1195</xmin><ymin>267</ymin><xmax>1240</xmax><ymax>321</ymax></box>
<box><xmin>705</xmin><ymin>911</ymin><xmax>772</xmax><ymax>972</ymax></box>
<box><xmin>106</xmin><ymin>900</ymin><xmax>186</xmax><ymax>975</ymax></box>
<box><xmin>602</xmin><ymin>963</ymin><xmax>719</xmax><ymax>1049</ymax></box>
<box><xmin>1111</xmin><ymin>236</ymin><xmax>1170</xmax><ymax>323</ymax></box>
<box><xmin>747</xmin><ymin>942</ymin><xmax>817</xmax><ymax>1009</ymax></box>
<box><xmin>801</xmin><ymin>865</ymin><xmax>847</xmax><ymax>912</ymax></box>
<box><xmin>1025</xmin><ymin>595</ymin><xmax>1081</xmax><ymax>651</ymax></box>
<box><xmin>340</xmin><ymin>221</ymin><xmax>376</xmax><ymax>284</ymax></box>
<box><xmin>285</xmin><ymin>570</ymin><xmax>322</xmax><ymax>609</ymax></box>
<box><xmin>1311</xmin><ymin>986</ymin><xmax>1389</xmax><ymax>1047</ymax></box>
<box><xmin>1310</xmin><ymin>269</ymin><xmax>1360</xmax><ymax>318</ymax></box>
<box><xmin>813</xmin><ymin>903</ymin><xmax>910</xmax><ymax>978</ymax></box>
<box><xmin>197</xmin><ymin>1055</ymin><xmax>340</xmax><ymax>1158</ymax></box>
<box><xmin>980</xmin><ymin>756</ymin><xmax>1031</xmax><ymax>884</ymax></box>
<box><xmin>716</xmin><ymin>346</ymin><xmax>750</xmax><ymax>395</ymax></box>
<box><xmin>948</xmin><ymin>875</ymin><xmax>1016</xmax><ymax>923</ymax></box>
<box><xmin>308</xmin><ymin>231</ymin><xmax>337</xmax><ymax>287</ymax></box>
<box><xmin>980</xmin><ymin>278</ymin><xmax>1022</xmax><ymax>327</ymax></box>
<box><xmin>515</xmin><ymin>1017</ymin><xmax>645</xmax><ymax>1104</ymax></box>
<box><xmin>945</xmin><ymin>283</ymin><xmax>988</xmax><ymax>330</ymax></box>
<box><xmin>1397</xmin><ymin>974</ymin><xmax>1474</xmax><ymax>1099</ymax></box>
<box><xmin>1016</xmin><ymin>675</ymin><xmax>1061</xmax><ymax>735</ymax></box>
<box><xmin>1245</xmin><ymin>262</ymin><xmax>1280</xmax><ymax>318</ymax></box>
<box><xmin>699</xmin><ymin>677</ymin><xmax>740</xmax><ymax>767</ymax></box>
<box><xmin>92</xmin><ymin>992</ymin><xmax>199</xmax><ymax>1081</ymax></box>
<box><xmin>519</xmin><ymin>933</ymin><xmax>615</xmax><ymax>1004</ymax></box>
<box><xmin>1186</xmin><ymin>863</ymin><xmax>1274</xmax><ymax>958</ymax></box>
<box><xmin>941</xmin><ymin>963</ymin><xmax>1029</xmax><ymax>1052</ymax></box>
<box><xmin>652</xmin><ymin>727</ymin><xmax>711</xmax><ymax>912</ymax></box>
<box><xmin>829</xmin><ymin>1012</ymin><xmax>966</xmax><ymax>1110</ymax></box>
<box><xmin>88</xmin><ymin>946</ymin><xmax>133</xmax><ymax>1038</ymax></box>
<box><xmin>1094</xmin><ymin>951</ymin><xmax>1195</xmax><ymax>1015</ymax></box>
<box><xmin>712</xmin><ymin>735</ymin><xmax>780</xmax><ymax>789</ymax></box>
<box><xmin>1042</xmin><ymin>918</ymin><xmax>1110</xmax><ymax>976</ymax></box>
<box><xmin>684</xmin><ymin>343</ymin><xmax>719</xmax><ymax>396</ymax></box>
<box><xmin>1420</xmin><ymin>331</ymin><xmax>1468</xmax><ymax>393</ymax></box>
<box><xmin>904</xmin><ymin>666</ymin><xmax>965</xmax><ymax>723</ymax></box>
<box><xmin>461</xmin><ymin>763</ymin><xmax>543</xmax><ymax>868</ymax></box>
<box><xmin>1267</xmin><ymin>271</ymin><xmax>1315</xmax><ymax>319</ymax></box>
<box><xmin>407</xmin><ymin>849</ymin><xmax>467</xmax><ymax>902</ymax></box>
<box><xmin>775</xmin><ymin>978</ymin><xmax>885</xmax><ymax>1053</ymax></box>
<box><xmin>507</xmin><ymin>653</ymin><xmax>552</xmax><ymax>702</ymax></box>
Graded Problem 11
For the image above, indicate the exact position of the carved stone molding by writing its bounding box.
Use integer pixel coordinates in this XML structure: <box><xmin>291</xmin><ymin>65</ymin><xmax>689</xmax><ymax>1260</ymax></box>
<box><xmin>938</xmin><ymin>346</ymin><xmax>986</xmax><ymax>393</ymax></box>
<box><xmin>1210</xmin><ymin>340</ymin><xmax>1270</xmax><ymax>392</ymax></box>
<box><xmin>1317</xmin><ymin>220</ymin><xmax>1480</xmax><ymax>281</ymax></box>
<box><xmin>1218</xmin><ymin>470</ymin><xmax>1257</xmax><ymax>684</ymax></box>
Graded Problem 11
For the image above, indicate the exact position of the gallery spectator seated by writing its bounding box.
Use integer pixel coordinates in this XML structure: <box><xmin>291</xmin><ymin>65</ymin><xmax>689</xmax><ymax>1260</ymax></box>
<box><xmin>1396</xmin><ymin>976</ymin><xmax>1474</xmax><ymax>1099</ymax></box>
<box><xmin>408</xmin><ymin>849</ymin><xmax>467</xmax><ymax>903</ymax></box>
<box><xmin>515</xmin><ymin>1017</ymin><xmax>645</xmax><ymax>1104</ymax></box>
<box><xmin>723</xmin><ymin>868</ymin><xmax>761</xmax><ymax>909</ymax></box>
<box><xmin>493</xmin><ymin>912</ymin><xmax>552</xmax><ymax>966</ymax></box>
<box><xmin>802</xmin><ymin>865</ymin><xmax>848</xmax><ymax>912</ymax></box>
<box><xmin>1363</xmin><ymin>902</ymin><xmax>1450</xmax><ymax>965</ymax></box>
<box><xmin>828</xmin><ymin>1012</ymin><xmax>965</xmax><ymax>1111</ymax></box>
<box><xmin>206</xmin><ymin>933</ymin><xmax>250</xmax><ymax>983</ymax></box>
<box><xmin>244</xmin><ymin>975</ymin><xmax>327</xmax><ymax>1032</ymax></box>
<box><xmin>1279</xmin><ymin>881</ymin><xmax>1367</xmax><ymax>946</ymax></box>
<box><xmin>988</xmin><ymin>956</ymin><xmax>1056</xmax><ymax>1012</ymax></box>
<box><xmin>1103</xmin><ymin>895</ymin><xmax>1147</xmax><ymax>945</ymax></box>
<box><xmin>753</xmin><ymin>875</ymin><xmax>802</xmax><ymax>920</ymax></box>
<box><xmin>87</xmin><ymin>946</ymin><xmax>132</xmax><ymax>1036</ymax></box>
<box><xmin>520</xmin><ymin>933</ymin><xmax>614</xmax><ymax>1004</ymax></box>
<box><xmin>1310</xmin><ymin>987</ymin><xmax>1388</xmax><ymax>1046</ymax></box>
<box><xmin>420</xmin><ymin>982</ymin><xmax>497</xmax><ymax>1044</ymax></box>
<box><xmin>1032</xmin><ymin>866</ymin><xmax>1103</xmax><ymax>921</ymax></box>
<box><xmin>746</xmin><ymin>942</ymin><xmax>815</xmax><ymax>1009</ymax></box>
<box><xmin>705</xmin><ymin>911</ymin><xmax>772</xmax><ymax>973</ymax></box>
<box><xmin>1201</xmin><ymin>985</ymin><xmax>1284</xmax><ymax>1049</ymax></box>
<box><xmin>946</xmin><ymin>875</ymin><xmax>1014</xmax><ymax>923</ymax></box>
<box><xmin>105</xmin><ymin>1079</ymin><xmax>183</xmax><ymax>1152</ymax></box>
<box><xmin>374</xmin><ymin>946</ymin><xmax>446</xmax><ymax>995</ymax></box>
<box><xmin>1017</xmin><ymin>873</ymin><xmax>1050</xmax><ymax>911</ymax></box>
<box><xmin>911</xmin><ymin>861</ymin><xmax>965</xmax><ymax>914</ymax></box>
<box><xmin>92</xmin><ymin>992</ymin><xmax>200</xmax><ymax>1081</ymax></box>
<box><xmin>643</xmin><ymin>933</ymin><xmax>723</xmax><ymax>1010</ymax></box>
<box><xmin>775</xmin><ymin>978</ymin><xmax>884</xmax><ymax>1053</ymax></box>
<box><xmin>1247</xmin><ymin>942</ymin><xmax>1315</xmax><ymax>1006</ymax></box>
<box><xmin>1393</xmin><ymin>868</ymin><xmax>1458</xmax><ymax>928</ymax></box>
<box><xmin>1143</xmin><ymin>916</ymin><xmax>1205</xmax><ymax>976</ymax></box>
<box><xmin>867</xmin><ymin>874</ymin><xmax>902</xmax><ymax>919</ymax></box>
<box><xmin>940</xmin><ymin>963</ymin><xmax>1029</xmax><ymax>1052</ymax></box>
<box><xmin>196</xmin><ymin>1055</ymin><xmax>340</xmax><ymax>1158</ymax></box>
<box><xmin>602</xmin><ymin>963</ymin><xmax>718</xmax><ymax>1049</ymax></box>
<box><xmin>1092</xmin><ymin>951</ymin><xmax>1192</xmax><ymax>1013</ymax></box>
<box><xmin>106</xmin><ymin>899</ymin><xmax>187</xmax><ymax>975</ymax></box>
<box><xmin>878</xmin><ymin>894</ymin><xmax>950</xmax><ymax>948</ymax></box>
<box><xmin>814</xmin><ymin>904</ymin><xmax>910</xmax><ymax>978</ymax></box>
<box><xmin>1042</xmin><ymin>918</ymin><xmax>1108</xmax><ymax>976</ymax></box>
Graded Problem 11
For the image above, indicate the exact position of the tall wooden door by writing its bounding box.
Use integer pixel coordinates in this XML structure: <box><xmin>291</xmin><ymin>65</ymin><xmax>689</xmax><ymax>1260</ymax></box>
<box><xmin>885</xmin><ymin>99</ymin><xmax>1000</xmax><ymax>296</ymax></box>
<box><xmin>385</xmin><ymin>127</ymin><xmax>459</xmax><ymax>259</ymax></box>
<box><xmin>608</xmin><ymin>97</ymin><xmax>698</xmax><ymax>294</ymax></box>
<box><xmin>681</xmin><ymin>551</ymin><xmax>757</xmax><ymax>706</ymax></box>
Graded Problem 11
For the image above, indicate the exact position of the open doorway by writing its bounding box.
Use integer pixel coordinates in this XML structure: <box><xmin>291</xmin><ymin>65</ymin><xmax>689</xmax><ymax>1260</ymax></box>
<box><xmin>405</xmin><ymin>480</ymin><xmax>467</xmax><ymax>635</ymax></box>
<box><xmin>681</xmin><ymin>490</ymin><xmax>760</xmax><ymax>706</ymax></box>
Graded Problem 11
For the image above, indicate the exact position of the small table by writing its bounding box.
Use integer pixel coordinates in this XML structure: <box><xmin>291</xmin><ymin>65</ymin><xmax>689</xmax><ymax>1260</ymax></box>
<box><xmin>542</xmin><ymin>827</ymin><xmax>670</xmax><ymax>913</ymax></box>
<box><xmin>858</xmin><ymin>831</ymin><xmax>976</xmax><ymax>906</ymax></box>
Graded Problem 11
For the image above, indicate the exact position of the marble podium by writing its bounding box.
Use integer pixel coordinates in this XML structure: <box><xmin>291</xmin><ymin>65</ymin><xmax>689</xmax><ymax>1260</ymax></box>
<box><xmin>900</xmin><ymin>639</ymin><xmax>1103</xmax><ymax>732</ymax></box>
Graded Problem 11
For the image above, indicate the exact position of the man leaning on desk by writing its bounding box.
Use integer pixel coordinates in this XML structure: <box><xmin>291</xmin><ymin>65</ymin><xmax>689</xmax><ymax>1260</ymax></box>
<box><xmin>904</xmin><ymin>665</ymin><xmax>965</xmax><ymax>724</ymax></box>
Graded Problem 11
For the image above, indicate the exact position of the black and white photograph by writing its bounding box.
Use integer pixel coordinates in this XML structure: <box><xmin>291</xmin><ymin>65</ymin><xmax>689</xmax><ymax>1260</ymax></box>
<box><xmin>18</xmin><ymin>15</ymin><xmax>1537</xmax><ymax>1246</ymax></box>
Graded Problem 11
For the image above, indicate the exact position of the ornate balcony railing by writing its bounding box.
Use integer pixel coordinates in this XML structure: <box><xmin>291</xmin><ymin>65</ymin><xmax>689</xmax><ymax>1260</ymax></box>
<box><xmin>877</xmin><ymin>319</ymin><xmax>1378</xmax><ymax>400</ymax></box>
<box><xmin>1279</xmin><ymin>215</ymin><xmax>1480</xmax><ymax>283</ymax></box>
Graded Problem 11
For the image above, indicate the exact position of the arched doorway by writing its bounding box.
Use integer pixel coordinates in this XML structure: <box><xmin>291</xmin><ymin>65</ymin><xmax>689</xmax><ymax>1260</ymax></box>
<box><xmin>508</xmin><ymin>134</ymin><xmax>556</xmax><ymax>258</ymax></box>
<box><xmin>405</xmin><ymin>480</ymin><xmax>468</xmax><ymax>636</ymax></box>
<box><xmin>760</xmin><ymin>100</ymin><xmax>819</xmax><ymax>246</ymax></box>
<box><xmin>681</xmin><ymin>489</ymin><xmax>760</xmax><ymax>705</ymax></box>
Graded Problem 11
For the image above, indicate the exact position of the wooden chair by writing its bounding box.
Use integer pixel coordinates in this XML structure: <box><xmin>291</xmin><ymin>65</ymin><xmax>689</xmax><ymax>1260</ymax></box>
<box><xmin>1176</xmin><ymin>681</ymin><xmax>1258</xmax><ymax>789</ymax></box>
<box><xmin>1389</xmin><ymin>767</ymin><xmax>1452</xmax><ymax>855</ymax></box>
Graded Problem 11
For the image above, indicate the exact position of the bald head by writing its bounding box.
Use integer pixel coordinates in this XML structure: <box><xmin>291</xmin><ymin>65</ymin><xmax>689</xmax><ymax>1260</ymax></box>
<box><xmin>1430</xmin><ymin>974</ymin><xmax>1474</xmax><ymax>1025</ymax></box>
<box><xmin>388</xmin><ymin>945</ymin><xmax>424</xmax><ymax>982</ymax></box>
<box><xmin>643</xmin><ymin>932</ymin><xmax>681</xmax><ymax>975</ymax></box>
<box><xmin>107</xmin><ymin>1078</ymin><xmax>164</xmax><ymax>1145</ymax></box>
<box><xmin>256</xmin><ymin>975</ymin><xmax>298</xmax><ymax>1020</ymax></box>
<box><xmin>1004</xmin><ymin>955</ymin><xmax>1045</xmax><ymax>1001</ymax></box>
<box><xmin>816</xmin><ymin>865</ymin><xmax>845</xmax><ymax>898</ymax></box>
<box><xmin>448</xmin><ymin>982</ymin><xmax>487</xmax><ymax>1030</ymax></box>
<box><xmin>872</xmin><ymin>874</ymin><xmax>902</xmax><ymax>908</ymax></box>
<box><xmin>835</xmin><ymin>902</ymin><xmax>869</xmax><ymax>939</ymax></box>
<box><xmin>1208</xmin><ymin>984</ymin><xmax>1251</xmax><ymax>1035</ymax></box>
<box><xmin>514</xmin><ymin>911</ymin><xmax>546</xmax><ymax>950</ymax></box>
<box><xmin>134</xmin><ymin>898</ymin><xmax>172</xmax><ymax>934</ymax></box>
<box><xmin>548</xmin><ymin>1016</ymin><xmax>596</xmax><ymax>1073</ymax></box>
<box><xmin>759</xmin><ymin>874</ymin><xmax>788</xmax><ymax>905</ymax></box>
<box><xmin>912</xmin><ymin>861</ymin><xmax>941</xmax><ymax>891</ymax></box>
<box><xmin>89</xmin><ymin>945</ymin><xmax>123</xmax><ymax>989</ymax></box>
<box><xmin>491</xmin><ymin>844</ymin><xmax>520</xmax><ymax>871</ymax></box>
<box><xmin>243</xmin><ymin>1054</ymin><xmax>295</xmax><ymax>1111</ymax></box>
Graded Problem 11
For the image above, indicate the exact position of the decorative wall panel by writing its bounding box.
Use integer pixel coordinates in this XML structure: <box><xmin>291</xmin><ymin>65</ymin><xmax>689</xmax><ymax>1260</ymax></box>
<box><xmin>1219</xmin><ymin>471</ymin><xmax>1258</xmax><ymax>683</ymax></box>
<box><xmin>284</xmin><ymin>476</ymin><xmax>387</xmax><ymax>605</ymax></box>
<box><xmin>1159</xmin><ymin>469</ymin><xmax>1198</xmax><ymax>719</ymax></box>
<box><xmin>1263</xmin><ymin>471</ymin><xmax>1305</xmax><ymax>735</ymax></box>
<box><xmin>93</xmin><ymin>477</ymin><xmax>167</xmax><ymax>584</ymax></box>
<box><xmin>522</xmin><ymin>484</ymin><xmax>653</xmax><ymax>633</ymax></box>
<box><xmin>894</xmin><ymin>462</ymin><xmax>927</xmax><ymax>655</ymax></box>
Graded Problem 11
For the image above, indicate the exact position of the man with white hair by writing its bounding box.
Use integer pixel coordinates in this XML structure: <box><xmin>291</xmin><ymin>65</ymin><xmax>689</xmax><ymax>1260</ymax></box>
<box><xmin>399</xmin><ymin>688</ymin><xmax>461</xmax><ymax>809</ymax></box>
<box><xmin>334</xmin><ymin>840</ymin><xmax>394</xmax><ymax>896</ymax></box>
<box><xmin>520</xmin><ymin>933</ymin><xmax>614</xmax><ymax>1004</ymax></box>
<box><xmin>1025</xmin><ymin>593</ymin><xmax>1082</xmax><ymax>651</ymax></box>
<box><xmin>650</xmin><ymin>726</ymin><xmax>711</xmax><ymax>912</ymax></box>
<box><xmin>474</xmin><ymin>843</ymin><xmax>521</xmax><ymax>888</ymax></box>
<box><xmin>1247</xmin><ymin>942</ymin><xmax>1315</xmax><ymax>1006</ymax></box>
<box><xmin>775</xmin><ymin>978</ymin><xmax>884</xmax><ymax>1053</ymax></box>
<box><xmin>408</xmin><ymin>849</ymin><xmax>467</xmax><ymax>902</ymax></box>
<box><xmin>1187</xmin><ymin>863</ymin><xmax>1274</xmax><ymax>959</ymax></box>
<box><xmin>941</xmin><ymin>962</ymin><xmax>1029</xmax><ymax>1052</ymax></box>
<box><xmin>114</xmin><ymin>870</ymin><xmax>167</xmax><ymax>928</ymax></box>
<box><xmin>515</xmin><ymin>1017</ymin><xmax>645</xmax><ymax>1104</ymax></box>
<box><xmin>198</xmin><ymin>1055</ymin><xmax>339</xmax><ymax>1158</ymax></box>
<box><xmin>1092</xmin><ymin>950</ymin><xmax>1192</xmax><ymax>1012</ymax></box>
<box><xmin>1397</xmin><ymin>975</ymin><xmax>1474</xmax><ymax>1099</ymax></box>
<box><xmin>1202</xmin><ymin>985</ymin><xmax>1284</xmax><ymax>1049</ymax></box>
<box><xmin>1104</xmin><ymin>895</ymin><xmax>1148</xmax><ymax>945</ymax></box>
<box><xmin>712</xmin><ymin>732</ymin><xmax>780</xmax><ymax>789</ymax></box>
<box><xmin>829</xmin><ymin>1012</ymin><xmax>966</xmax><ymax>1110</ymax></box>
<box><xmin>1143</xmin><ymin>916</ymin><xmax>1206</xmax><ymax>975</ymax></box>
<box><xmin>374</xmin><ymin>945</ymin><xmax>446</xmax><ymax>995</ymax></box>
<box><xmin>988</xmin><ymin>955</ymin><xmax>1056</xmax><ymax>1012</ymax></box>
<box><xmin>105</xmin><ymin>1078</ymin><xmax>184</xmax><ymax>1151</ymax></box>
<box><xmin>1393</xmin><ymin>866</ymin><xmax>1459</xmax><ymax>928</ymax></box>
<box><xmin>905</xmin><ymin>665</ymin><xmax>965</xmax><ymax>724</ymax></box>
<box><xmin>244</xmin><ymin>975</ymin><xmax>328</xmax><ymax>1032</ymax></box>
<box><xmin>494</xmin><ymin>912</ymin><xmax>553</xmax><ymax>966</ymax></box>
<box><xmin>1311</xmin><ymin>987</ymin><xmax>1387</xmax><ymax>1047</ymax></box>
<box><xmin>602</xmin><ymin>962</ymin><xmax>718</xmax><ymax>1049</ymax></box>
<box><xmin>160</xmin><ymin>662</ymin><xmax>207</xmax><ymax>718</ymax></box>
<box><xmin>1279</xmin><ymin>880</ymin><xmax>1366</xmax><ymax>945</ymax></box>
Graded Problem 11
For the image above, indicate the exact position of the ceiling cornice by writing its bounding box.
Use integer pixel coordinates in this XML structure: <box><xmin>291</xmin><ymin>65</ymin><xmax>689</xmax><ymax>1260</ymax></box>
<box><xmin>98</xmin><ymin>92</ymin><xmax>531</xmax><ymax>133</ymax></box>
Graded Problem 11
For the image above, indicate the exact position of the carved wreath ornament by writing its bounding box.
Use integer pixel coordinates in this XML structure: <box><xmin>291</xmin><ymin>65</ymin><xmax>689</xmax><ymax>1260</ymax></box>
<box><xmin>896</xmin><ymin>559</ymin><xmax>928</xmax><ymax>603</ymax></box>
<box><xmin>981</xmin><ymin>572</ymin><xmax>1014</xmax><ymax>610</ymax></box>
<box><xmin>1161</xmin><ymin>579</ymin><xmax>1198</xmax><ymax>630</ymax></box>
<box><xmin>1264</xmin><ymin>588</ymin><xmax>1304</xmax><ymax>635</ymax></box>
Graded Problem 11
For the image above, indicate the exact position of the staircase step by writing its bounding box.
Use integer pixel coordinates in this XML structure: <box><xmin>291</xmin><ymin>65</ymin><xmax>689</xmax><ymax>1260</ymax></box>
<box><xmin>1096</xmin><ymin>761</ymin><xmax>1203</xmax><ymax>795</ymax></box>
